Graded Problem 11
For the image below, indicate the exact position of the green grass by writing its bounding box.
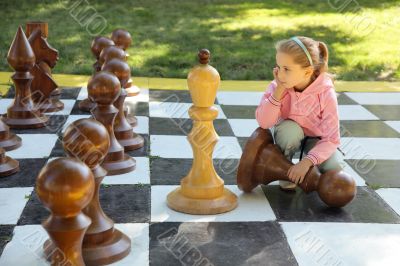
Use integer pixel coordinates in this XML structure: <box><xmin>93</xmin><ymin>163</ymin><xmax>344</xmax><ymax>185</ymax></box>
<box><xmin>0</xmin><ymin>0</ymin><xmax>399</xmax><ymax>81</ymax></box>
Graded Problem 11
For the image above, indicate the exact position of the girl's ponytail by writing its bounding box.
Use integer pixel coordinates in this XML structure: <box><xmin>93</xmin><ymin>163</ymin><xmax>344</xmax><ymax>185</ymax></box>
<box><xmin>318</xmin><ymin>41</ymin><xmax>329</xmax><ymax>73</ymax></box>
<box><xmin>312</xmin><ymin>41</ymin><xmax>330</xmax><ymax>81</ymax></box>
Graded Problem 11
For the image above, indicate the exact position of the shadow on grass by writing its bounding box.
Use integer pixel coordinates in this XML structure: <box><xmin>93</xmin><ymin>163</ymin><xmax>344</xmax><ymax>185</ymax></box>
<box><xmin>0</xmin><ymin>0</ymin><xmax>397</xmax><ymax>80</ymax></box>
<box><xmin>140</xmin><ymin>25</ymin><xmax>352</xmax><ymax>80</ymax></box>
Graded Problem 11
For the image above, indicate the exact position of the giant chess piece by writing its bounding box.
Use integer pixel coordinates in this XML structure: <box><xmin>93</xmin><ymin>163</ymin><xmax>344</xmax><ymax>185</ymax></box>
<box><xmin>3</xmin><ymin>26</ymin><xmax>48</xmax><ymax>129</ymax></box>
<box><xmin>237</xmin><ymin>127</ymin><xmax>357</xmax><ymax>208</ymax></box>
<box><xmin>0</xmin><ymin>147</ymin><xmax>19</xmax><ymax>177</ymax></box>
<box><xmin>62</xmin><ymin>118</ymin><xmax>131</xmax><ymax>265</ymax></box>
<box><xmin>26</xmin><ymin>21</ymin><xmax>64</xmax><ymax>113</ymax></box>
<box><xmin>37</xmin><ymin>157</ymin><xmax>94</xmax><ymax>266</ymax></box>
<box><xmin>167</xmin><ymin>49</ymin><xmax>238</xmax><ymax>214</ymax></box>
<box><xmin>91</xmin><ymin>36</ymin><xmax>115</xmax><ymax>73</ymax></box>
<box><xmin>99</xmin><ymin>45</ymin><xmax>137</xmax><ymax>127</ymax></box>
<box><xmin>27</xmin><ymin>22</ymin><xmax>62</xmax><ymax>106</ymax></box>
<box><xmin>102</xmin><ymin>59</ymin><xmax>144</xmax><ymax>151</ymax></box>
<box><xmin>99</xmin><ymin>45</ymin><xmax>127</xmax><ymax>66</ymax></box>
<box><xmin>0</xmin><ymin>115</ymin><xmax>21</xmax><ymax>151</ymax></box>
<box><xmin>88</xmin><ymin>71</ymin><xmax>136</xmax><ymax>175</ymax></box>
<box><xmin>79</xmin><ymin>36</ymin><xmax>115</xmax><ymax>112</ymax></box>
<box><xmin>111</xmin><ymin>29</ymin><xmax>140</xmax><ymax>97</ymax></box>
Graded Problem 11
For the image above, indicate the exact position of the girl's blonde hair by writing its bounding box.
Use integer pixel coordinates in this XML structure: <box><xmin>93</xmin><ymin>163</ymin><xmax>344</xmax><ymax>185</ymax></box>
<box><xmin>275</xmin><ymin>36</ymin><xmax>334</xmax><ymax>83</ymax></box>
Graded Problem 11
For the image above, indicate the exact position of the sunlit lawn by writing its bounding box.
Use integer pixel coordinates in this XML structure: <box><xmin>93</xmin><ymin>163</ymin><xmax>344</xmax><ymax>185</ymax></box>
<box><xmin>0</xmin><ymin>0</ymin><xmax>398</xmax><ymax>81</ymax></box>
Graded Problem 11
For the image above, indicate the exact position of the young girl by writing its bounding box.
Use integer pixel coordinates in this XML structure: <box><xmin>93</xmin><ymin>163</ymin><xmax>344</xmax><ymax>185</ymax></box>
<box><xmin>255</xmin><ymin>36</ymin><xmax>346</xmax><ymax>190</ymax></box>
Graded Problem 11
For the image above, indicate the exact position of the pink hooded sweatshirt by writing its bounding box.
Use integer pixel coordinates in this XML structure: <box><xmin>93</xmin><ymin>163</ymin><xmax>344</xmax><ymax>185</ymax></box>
<box><xmin>255</xmin><ymin>72</ymin><xmax>340</xmax><ymax>166</ymax></box>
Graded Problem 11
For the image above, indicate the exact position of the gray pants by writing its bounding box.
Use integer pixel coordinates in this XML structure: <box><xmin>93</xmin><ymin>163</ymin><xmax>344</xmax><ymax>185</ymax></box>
<box><xmin>271</xmin><ymin>119</ymin><xmax>346</xmax><ymax>173</ymax></box>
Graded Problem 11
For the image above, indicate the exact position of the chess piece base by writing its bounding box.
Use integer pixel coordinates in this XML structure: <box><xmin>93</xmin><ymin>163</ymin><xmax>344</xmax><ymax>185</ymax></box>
<box><xmin>125</xmin><ymin>85</ymin><xmax>140</xmax><ymax>97</ymax></box>
<box><xmin>43</xmin><ymin>227</ymin><xmax>132</xmax><ymax>266</ymax></box>
<box><xmin>50</xmin><ymin>88</ymin><xmax>61</xmax><ymax>100</ymax></box>
<box><xmin>0</xmin><ymin>132</ymin><xmax>22</xmax><ymax>151</ymax></box>
<box><xmin>117</xmin><ymin>133</ymin><xmax>144</xmax><ymax>151</ymax></box>
<box><xmin>237</xmin><ymin>128</ymin><xmax>271</xmax><ymax>193</ymax></box>
<box><xmin>167</xmin><ymin>187</ymin><xmax>238</xmax><ymax>215</ymax></box>
<box><xmin>82</xmin><ymin>228</ymin><xmax>131</xmax><ymax>266</ymax></box>
<box><xmin>126</xmin><ymin>113</ymin><xmax>137</xmax><ymax>128</ymax></box>
<box><xmin>0</xmin><ymin>155</ymin><xmax>19</xmax><ymax>177</ymax></box>
<box><xmin>37</xmin><ymin>98</ymin><xmax>64</xmax><ymax>113</ymax></box>
<box><xmin>3</xmin><ymin>115</ymin><xmax>48</xmax><ymax>129</ymax></box>
<box><xmin>79</xmin><ymin>98</ymin><xmax>96</xmax><ymax>112</ymax></box>
<box><xmin>101</xmin><ymin>154</ymin><xmax>136</xmax><ymax>175</ymax></box>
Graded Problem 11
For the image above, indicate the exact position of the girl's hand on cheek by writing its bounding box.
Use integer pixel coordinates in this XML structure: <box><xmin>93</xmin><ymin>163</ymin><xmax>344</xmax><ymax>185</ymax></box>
<box><xmin>273</xmin><ymin>67</ymin><xmax>287</xmax><ymax>91</ymax></box>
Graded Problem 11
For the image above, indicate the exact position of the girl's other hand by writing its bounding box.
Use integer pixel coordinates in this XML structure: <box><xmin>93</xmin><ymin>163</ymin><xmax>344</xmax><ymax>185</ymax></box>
<box><xmin>287</xmin><ymin>159</ymin><xmax>313</xmax><ymax>185</ymax></box>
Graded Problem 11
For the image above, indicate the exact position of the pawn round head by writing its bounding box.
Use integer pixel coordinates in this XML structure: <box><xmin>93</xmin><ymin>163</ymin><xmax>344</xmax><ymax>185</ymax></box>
<box><xmin>63</xmin><ymin>118</ymin><xmax>110</xmax><ymax>168</ymax></box>
<box><xmin>99</xmin><ymin>46</ymin><xmax>127</xmax><ymax>66</ymax></box>
<box><xmin>87</xmin><ymin>71</ymin><xmax>121</xmax><ymax>105</ymax></box>
<box><xmin>318</xmin><ymin>170</ymin><xmax>357</xmax><ymax>208</ymax></box>
<box><xmin>91</xmin><ymin>36</ymin><xmax>115</xmax><ymax>58</ymax></box>
<box><xmin>111</xmin><ymin>29</ymin><xmax>132</xmax><ymax>50</ymax></box>
<box><xmin>36</xmin><ymin>157</ymin><xmax>95</xmax><ymax>216</ymax></box>
<box><xmin>101</xmin><ymin>58</ymin><xmax>131</xmax><ymax>88</ymax></box>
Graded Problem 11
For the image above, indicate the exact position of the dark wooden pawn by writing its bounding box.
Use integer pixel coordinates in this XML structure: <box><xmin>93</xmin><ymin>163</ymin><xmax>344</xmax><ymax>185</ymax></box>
<box><xmin>110</xmin><ymin>29</ymin><xmax>139</xmax><ymax>127</ymax></box>
<box><xmin>102</xmin><ymin>59</ymin><xmax>144</xmax><ymax>151</ymax></box>
<box><xmin>88</xmin><ymin>71</ymin><xmax>136</xmax><ymax>175</ymax></box>
<box><xmin>98</xmin><ymin>45</ymin><xmax>137</xmax><ymax>127</ymax></box>
<box><xmin>111</xmin><ymin>29</ymin><xmax>140</xmax><ymax>97</ymax></box>
<box><xmin>0</xmin><ymin>147</ymin><xmax>19</xmax><ymax>177</ymax></box>
<box><xmin>0</xmin><ymin>115</ymin><xmax>21</xmax><ymax>151</ymax></box>
<box><xmin>26</xmin><ymin>22</ymin><xmax>64</xmax><ymax>113</ymax></box>
<box><xmin>79</xmin><ymin>36</ymin><xmax>115</xmax><ymax>112</ymax></box>
<box><xmin>91</xmin><ymin>36</ymin><xmax>115</xmax><ymax>72</ymax></box>
<box><xmin>237</xmin><ymin>127</ymin><xmax>357</xmax><ymax>208</ymax></box>
<box><xmin>63</xmin><ymin>118</ymin><xmax>131</xmax><ymax>265</ymax></box>
<box><xmin>99</xmin><ymin>45</ymin><xmax>127</xmax><ymax>66</ymax></box>
<box><xmin>124</xmin><ymin>106</ymin><xmax>138</xmax><ymax>128</ymax></box>
<box><xmin>111</xmin><ymin>29</ymin><xmax>132</xmax><ymax>52</ymax></box>
<box><xmin>3</xmin><ymin>26</ymin><xmax>48</xmax><ymax>129</ymax></box>
<box><xmin>37</xmin><ymin>157</ymin><xmax>94</xmax><ymax>266</ymax></box>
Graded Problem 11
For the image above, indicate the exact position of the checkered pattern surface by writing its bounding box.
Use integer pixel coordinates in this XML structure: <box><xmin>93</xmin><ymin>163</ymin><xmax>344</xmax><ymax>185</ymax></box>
<box><xmin>0</xmin><ymin>86</ymin><xmax>400</xmax><ymax>265</ymax></box>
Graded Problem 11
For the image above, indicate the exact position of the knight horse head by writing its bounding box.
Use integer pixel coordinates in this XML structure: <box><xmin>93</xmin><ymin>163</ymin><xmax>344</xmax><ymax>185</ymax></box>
<box><xmin>28</xmin><ymin>28</ymin><xmax>59</xmax><ymax>68</ymax></box>
<box><xmin>26</xmin><ymin>28</ymin><xmax>58</xmax><ymax>105</ymax></box>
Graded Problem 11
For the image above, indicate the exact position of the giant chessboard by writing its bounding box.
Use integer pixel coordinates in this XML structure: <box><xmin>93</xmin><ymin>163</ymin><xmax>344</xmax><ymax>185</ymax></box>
<box><xmin>0</xmin><ymin>86</ymin><xmax>400</xmax><ymax>265</ymax></box>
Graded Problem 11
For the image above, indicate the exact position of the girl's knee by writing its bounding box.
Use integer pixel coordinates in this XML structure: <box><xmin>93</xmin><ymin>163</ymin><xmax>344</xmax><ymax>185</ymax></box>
<box><xmin>318</xmin><ymin>150</ymin><xmax>346</xmax><ymax>173</ymax></box>
<box><xmin>273</xmin><ymin>119</ymin><xmax>304</xmax><ymax>152</ymax></box>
